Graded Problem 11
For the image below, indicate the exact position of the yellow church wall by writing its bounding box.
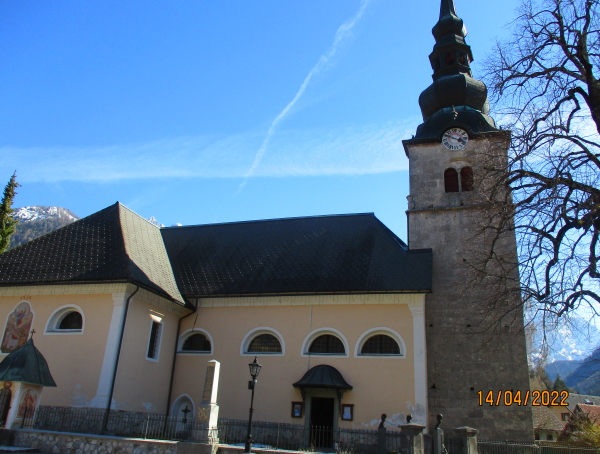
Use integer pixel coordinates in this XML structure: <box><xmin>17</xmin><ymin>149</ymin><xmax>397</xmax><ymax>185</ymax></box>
<box><xmin>112</xmin><ymin>295</ymin><xmax>180</xmax><ymax>413</ymax></box>
<box><xmin>0</xmin><ymin>292</ymin><xmax>114</xmax><ymax>408</ymax></box>
<box><xmin>171</xmin><ymin>294</ymin><xmax>421</xmax><ymax>428</ymax></box>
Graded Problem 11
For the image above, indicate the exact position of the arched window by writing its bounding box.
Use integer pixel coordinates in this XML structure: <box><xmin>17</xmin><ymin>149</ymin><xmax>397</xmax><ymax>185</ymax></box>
<box><xmin>248</xmin><ymin>334</ymin><xmax>282</xmax><ymax>353</ymax></box>
<box><xmin>444</xmin><ymin>168</ymin><xmax>459</xmax><ymax>192</ymax></box>
<box><xmin>309</xmin><ymin>335</ymin><xmax>345</xmax><ymax>355</ymax></box>
<box><xmin>355</xmin><ymin>328</ymin><xmax>406</xmax><ymax>358</ymax></box>
<box><xmin>45</xmin><ymin>305</ymin><xmax>84</xmax><ymax>334</ymax></box>
<box><xmin>58</xmin><ymin>312</ymin><xmax>82</xmax><ymax>330</ymax></box>
<box><xmin>461</xmin><ymin>167</ymin><xmax>474</xmax><ymax>191</ymax></box>
<box><xmin>360</xmin><ymin>335</ymin><xmax>401</xmax><ymax>355</ymax></box>
<box><xmin>182</xmin><ymin>333</ymin><xmax>211</xmax><ymax>352</ymax></box>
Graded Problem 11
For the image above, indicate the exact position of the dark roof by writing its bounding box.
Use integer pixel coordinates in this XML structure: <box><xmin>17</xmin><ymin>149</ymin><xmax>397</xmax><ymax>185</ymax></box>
<box><xmin>0</xmin><ymin>204</ymin><xmax>432</xmax><ymax>299</ymax></box>
<box><xmin>0</xmin><ymin>339</ymin><xmax>56</xmax><ymax>387</ymax></box>
<box><xmin>0</xmin><ymin>203</ymin><xmax>185</xmax><ymax>305</ymax></box>
<box><xmin>293</xmin><ymin>365</ymin><xmax>353</xmax><ymax>390</ymax></box>
<box><xmin>565</xmin><ymin>393</ymin><xmax>600</xmax><ymax>411</ymax></box>
<box><xmin>161</xmin><ymin>213</ymin><xmax>432</xmax><ymax>296</ymax></box>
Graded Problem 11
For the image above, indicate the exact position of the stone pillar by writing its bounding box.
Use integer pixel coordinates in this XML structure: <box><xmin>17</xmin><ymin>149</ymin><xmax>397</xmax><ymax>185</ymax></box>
<box><xmin>433</xmin><ymin>427</ymin><xmax>444</xmax><ymax>454</ymax></box>
<box><xmin>399</xmin><ymin>422</ymin><xmax>426</xmax><ymax>454</ymax></box>
<box><xmin>377</xmin><ymin>414</ymin><xmax>387</xmax><ymax>454</ymax></box>
<box><xmin>408</xmin><ymin>299</ymin><xmax>428</xmax><ymax>426</ymax></box>
<box><xmin>453</xmin><ymin>427</ymin><xmax>478</xmax><ymax>454</ymax></box>
<box><xmin>195</xmin><ymin>360</ymin><xmax>220</xmax><ymax>443</ymax></box>
<box><xmin>5</xmin><ymin>382</ymin><xmax>24</xmax><ymax>429</ymax></box>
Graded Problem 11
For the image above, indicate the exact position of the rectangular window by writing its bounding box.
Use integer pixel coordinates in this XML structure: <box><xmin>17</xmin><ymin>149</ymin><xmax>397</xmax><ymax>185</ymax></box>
<box><xmin>147</xmin><ymin>321</ymin><xmax>162</xmax><ymax>360</ymax></box>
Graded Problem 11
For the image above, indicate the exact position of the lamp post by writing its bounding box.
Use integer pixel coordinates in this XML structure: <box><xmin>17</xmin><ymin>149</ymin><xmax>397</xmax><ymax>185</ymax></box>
<box><xmin>245</xmin><ymin>356</ymin><xmax>262</xmax><ymax>453</ymax></box>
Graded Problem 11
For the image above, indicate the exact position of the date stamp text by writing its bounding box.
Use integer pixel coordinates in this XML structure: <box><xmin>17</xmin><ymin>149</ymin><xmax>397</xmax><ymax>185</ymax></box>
<box><xmin>477</xmin><ymin>390</ymin><xmax>569</xmax><ymax>406</ymax></box>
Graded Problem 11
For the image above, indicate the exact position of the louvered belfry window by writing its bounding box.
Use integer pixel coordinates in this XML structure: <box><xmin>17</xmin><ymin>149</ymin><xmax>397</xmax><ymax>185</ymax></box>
<box><xmin>309</xmin><ymin>335</ymin><xmax>345</xmax><ymax>354</ymax></box>
<box><xmin>461</xmin><ymin>167</ymin><xmax>474</xmax><ymax>191</ymax></box>
<box><xmin>444</xmin><ymin>168</ymin><xmax>459</xmax><ymax>192</ymax></box>
<box><xmin>361</xmin><ymin>334</ymin><xmax>401</xmax><ymax>355</ymax></box>
<box><xmin>248</xmin><ymin>334</ymin><xmax>282</xmax><ymax>353</ymax></box>
<box><xmin>182</xmin><ymin>333</ymin><xmax>211</xmax><ymax>352</ymax></box>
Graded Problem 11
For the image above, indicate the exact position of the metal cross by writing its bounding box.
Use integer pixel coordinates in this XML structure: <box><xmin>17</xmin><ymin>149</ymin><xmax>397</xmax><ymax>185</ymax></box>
<box><xmin>181</xmin><ymin>405</ymin><xmax>191</xmax><ymax>424</ymax></box>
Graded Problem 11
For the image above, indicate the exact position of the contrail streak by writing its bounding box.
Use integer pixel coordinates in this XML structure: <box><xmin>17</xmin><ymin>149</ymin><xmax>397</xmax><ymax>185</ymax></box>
<box><xmin>237</xmin><ymin>0</ymin><xmax>371</xmax><ymax>192</ymax></box>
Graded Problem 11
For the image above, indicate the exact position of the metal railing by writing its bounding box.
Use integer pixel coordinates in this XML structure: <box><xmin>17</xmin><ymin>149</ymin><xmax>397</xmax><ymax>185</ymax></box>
<box><xmin>22</xmin><ymin>408</ymin><xmax>407</xmax><ymax>453</ymax></box>
<box><xmin>22</xmin><ymin>407</ymin><xmax>217</xmax><ymax>442</ymax></box>
<box><xmin>478</xmin><ymin>440</ymin><xmax>600</xmax><ymax>454</ymax></box>
<box><xmin>218</xmin><ymin>419</ymin><xmax>405</xmax><ymax>453</ymax></box>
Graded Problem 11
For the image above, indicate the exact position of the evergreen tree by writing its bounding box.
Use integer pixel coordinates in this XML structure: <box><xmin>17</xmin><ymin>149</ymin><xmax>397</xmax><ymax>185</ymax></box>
<box><xmin>0</xmin><ymin>172</ymin><xmax>20</xmax><ymax>253</ymax></box>
<box><xmin>553</xmin><ymin>374</ymin><xmax>570</xmax><ymax>392</ymax></box>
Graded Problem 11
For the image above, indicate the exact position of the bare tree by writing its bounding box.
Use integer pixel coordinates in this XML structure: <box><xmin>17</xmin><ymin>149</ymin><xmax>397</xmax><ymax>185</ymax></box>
<box><xmin>477</xmin><ymin>0</ymin><xmax>600</xmax><ymax>324</ymax></box>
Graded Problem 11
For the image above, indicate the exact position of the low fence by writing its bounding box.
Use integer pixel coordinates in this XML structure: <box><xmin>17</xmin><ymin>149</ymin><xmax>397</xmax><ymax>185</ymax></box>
<box><xmin>19</xmin><ymin>407</ymin><xmax>600</xmax><ymax>454</ymax></box>
<box><xmin>22</xmin><ymin>406</ymin><xmax>216</xmax><ymax>442</ymax></box>
<box><xmin>218</xmin><ymin>419</ymin><xmax>407</xmax><ymax>452</ymax></box>
<box><xmin>22</xmin><ymin>408</ymin><xmax>409</xmax><ymax>453</ymax></box>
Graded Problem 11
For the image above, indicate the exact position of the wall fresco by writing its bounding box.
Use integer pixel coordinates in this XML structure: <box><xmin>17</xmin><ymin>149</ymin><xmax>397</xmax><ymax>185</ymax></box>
<box><xmin>2</xmin><ymin>301</ymin><xmax>34</xmax><ymax>353</ymax></box>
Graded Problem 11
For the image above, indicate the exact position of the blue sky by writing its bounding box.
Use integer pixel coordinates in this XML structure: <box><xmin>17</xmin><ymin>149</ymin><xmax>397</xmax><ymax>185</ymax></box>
<box><xmin>0</xmin><ymin>0</ymin><xmax>521</xmax><ymax>238</ymax></box>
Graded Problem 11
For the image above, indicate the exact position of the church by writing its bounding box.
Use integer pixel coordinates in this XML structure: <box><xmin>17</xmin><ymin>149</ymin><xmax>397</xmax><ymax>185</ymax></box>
<box><xmin>0</xmin><ymin>0</ymin><xmax>533</xmax><ymax>442</ymax></box>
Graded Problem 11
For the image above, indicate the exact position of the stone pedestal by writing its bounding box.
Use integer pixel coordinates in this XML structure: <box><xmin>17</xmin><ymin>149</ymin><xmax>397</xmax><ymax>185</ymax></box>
<box><xmin>453</xmin><ymin>427</ymin><xmax>478</xmax><ymax>454</ymax></box>
<box><xmin>195</xmin><ymin>361</ymin><xmax>220</xmax><ymax>443</ymax></box>
<box><xmin>433</xmin><ymin>427</ymin><xmax>444</xmax><ymax>454</ymax></box>
<box><xmin>399</xmin><ymin>423</ymin><xmax>425</xmax><ymax>454</ymax></box>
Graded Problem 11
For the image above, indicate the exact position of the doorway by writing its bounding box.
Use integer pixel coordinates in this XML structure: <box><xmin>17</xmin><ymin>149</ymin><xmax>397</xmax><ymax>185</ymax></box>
<box><xmin>310</xmin><ymin>397</ymin><xmax>335</xmax><ymax>448</ymax></box>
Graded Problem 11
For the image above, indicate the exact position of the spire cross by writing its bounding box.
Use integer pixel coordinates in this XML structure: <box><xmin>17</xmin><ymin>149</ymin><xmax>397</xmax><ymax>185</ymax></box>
<box><xmin>30</xmin><ymin>329</ymin><xmax>36</xmax><ymax>339</ymax></box>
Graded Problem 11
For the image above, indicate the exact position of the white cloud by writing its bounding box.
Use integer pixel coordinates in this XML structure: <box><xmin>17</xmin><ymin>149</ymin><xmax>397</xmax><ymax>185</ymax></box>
<box><xmin>1</xmin><ymin>119</ymin><xmax>417</xmax><ymax>183</ymax></box>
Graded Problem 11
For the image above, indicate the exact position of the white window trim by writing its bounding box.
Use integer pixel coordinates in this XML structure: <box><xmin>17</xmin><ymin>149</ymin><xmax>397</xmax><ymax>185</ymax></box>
<box><xmin>44</xmin><ymin>304</ymin><xmax>84</xmax><ymax>335</ymax></box>
<box><xmin>354</xmin><ymin>327</ymin><xmax>406</xmax><ymax>358</ymax></box>
<box><xmin>171</xmin><ymin>393</ymin><xmax>195</xmax><ymax>418</ymax></box>
<box><xmin>240</xmin><ymin>327</ymin><xmax>285</xmax><ymax>356</ymax></box>
<box><xmin>146</xmin><ymin>319</ymin><xmax>164</xmax><ymax>362</ymax></box>
<box><xmin>300</xmin><ymin>328</ymin><xmax>349</xmax><ymax>358</ymax></box>
<box><xmin>178</xmin><ymin>328</ymin><xmax>214</xmax><ymax>355</ymax></box>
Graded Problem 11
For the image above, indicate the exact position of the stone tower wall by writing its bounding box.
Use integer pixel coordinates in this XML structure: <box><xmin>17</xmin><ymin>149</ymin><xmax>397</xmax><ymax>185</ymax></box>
<box><xmin>406</xmin><ymin>136</ymin><xmax>534</xmax><ymax>441</ymax></box>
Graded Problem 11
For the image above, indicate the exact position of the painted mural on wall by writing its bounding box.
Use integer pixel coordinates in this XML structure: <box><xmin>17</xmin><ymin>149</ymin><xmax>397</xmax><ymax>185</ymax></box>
<box><xmin>17</xmin><ymin>388</ymin><xmax>37</xmax><ymax>418</ymax></box>
<box><xmin>1</xmin><ymin>302</ymin><xmax>34</xmax><ymax>353</ymax></box>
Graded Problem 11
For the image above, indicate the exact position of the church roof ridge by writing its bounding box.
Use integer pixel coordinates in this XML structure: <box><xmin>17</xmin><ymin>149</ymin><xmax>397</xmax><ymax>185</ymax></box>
<box><xmin>162</xmin><ymin>212</ymin><xmax>377</xmax><ymax>230</ymax></box>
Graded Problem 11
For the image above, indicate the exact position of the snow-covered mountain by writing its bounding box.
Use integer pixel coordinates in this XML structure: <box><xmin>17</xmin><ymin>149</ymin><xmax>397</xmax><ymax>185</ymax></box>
<box><xmin>147</xmin><ymin>216</ymin><xmax>165</xmax><ymax>228</ymax></box>
<box><xmin>531</xmin><ymin>315</ymin><xmax>600</xmax><ymax>363</ymax></box>
<box><xmin>14</xmin><ymin>206</ymin><xmax>79</xmax><ymax>223</ymax></box>
<box><xmin>9</xmin><ymin>206</ymin><xmax>80</xmax><ymax>250</ymax></box>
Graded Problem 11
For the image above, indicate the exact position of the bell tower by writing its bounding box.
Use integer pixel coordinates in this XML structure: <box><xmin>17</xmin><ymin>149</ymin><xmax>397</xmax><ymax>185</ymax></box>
<box><xmin>402</xmin><ymin>0</ymin><xmax>533</xmax><ymax>440</ymax></box>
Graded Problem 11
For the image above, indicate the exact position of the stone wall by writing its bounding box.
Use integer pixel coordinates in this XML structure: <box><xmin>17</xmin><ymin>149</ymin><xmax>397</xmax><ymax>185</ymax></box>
<box><xmin>405</xmin><ymin>138</ymin><xmax>534</xmax><ymax>441</ymax></box>
<box><xmin>13</xmin><ymin>429</ymin><xmax>178</xmax><ymax>454</ymax></box>
<box><xmin>11</xmin><ymin>429</ymin><xmax>290</xmax><ymax>454</ymax></box>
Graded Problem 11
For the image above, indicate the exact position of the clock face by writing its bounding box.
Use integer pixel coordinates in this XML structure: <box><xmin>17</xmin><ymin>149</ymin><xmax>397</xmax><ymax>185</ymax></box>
<box><xmin>442</xmin><ymin>128</ymin><xmax>469</xmax><ymax>150</ymax></box>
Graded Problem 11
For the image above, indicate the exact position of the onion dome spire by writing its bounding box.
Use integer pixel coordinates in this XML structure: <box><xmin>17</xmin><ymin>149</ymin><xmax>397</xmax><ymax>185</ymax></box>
<box><xmin>410</xmin><ymin>0</ymin><xmax>499</xmax><ymax>141</ymax></box>
<box><xmin>429</xmin><ymin>0</ymin><xmax>471</xmax><ymax>80</ymax></box>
